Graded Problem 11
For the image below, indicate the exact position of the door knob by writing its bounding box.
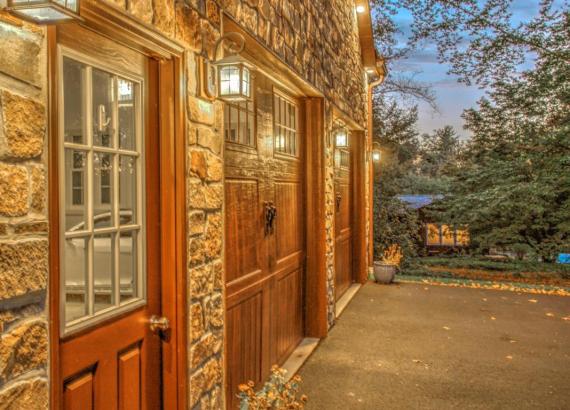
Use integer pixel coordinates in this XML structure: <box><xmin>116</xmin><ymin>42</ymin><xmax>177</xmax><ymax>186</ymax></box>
<box><xmin>149</xmin><ymin>315</ymin><xmax>170</xmax><ymax>333</ymax></box>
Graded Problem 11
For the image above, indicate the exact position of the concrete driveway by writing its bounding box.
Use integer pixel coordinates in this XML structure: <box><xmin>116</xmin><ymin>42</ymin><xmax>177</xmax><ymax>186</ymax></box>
<box><xmin>299</xmin><ymin>282</ymin><xmax>570</xmax><ymax>410</ymax></box>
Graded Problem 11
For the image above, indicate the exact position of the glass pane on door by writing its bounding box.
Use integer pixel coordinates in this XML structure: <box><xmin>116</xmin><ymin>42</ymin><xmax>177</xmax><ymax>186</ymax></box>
<box><xmin>61</xmin><ymin>54</ymin><xmax>145</xmax><ymax>333</ymax></box>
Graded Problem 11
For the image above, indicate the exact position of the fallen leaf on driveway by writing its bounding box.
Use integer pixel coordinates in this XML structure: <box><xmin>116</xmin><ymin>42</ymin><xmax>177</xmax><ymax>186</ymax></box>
<box><xmin>562</xmin><ymin>316</ymin><xmax>570</xmax><ymax>321</ymax></box>
<box><xmin>546</xmin><ymin>313</ymin><xmax>555</xmax><ymax>317</ymax></box>
<box><xmin>490</xmin><ymin>316</ymin><xmax>496</xmax><ymax>320</ymax></box>
<box><xmin>443</xmin><ymin>326</ymin><xmax>450</xmax><ymax>330</ymax></box>
<box><xmin>510</xmin><ymin>340</ymin><xmax>517</xmax><ymax>343</ymax></box>
<box><xmin>482</xmin><ymin>298</ymin><xmax>487</xmax><ymax>302</ymax></box>
<box><xmin>528</xmin><ymin>299</ymin><xmax>538</xmax><ymax>303</ymax></box>
<box><xmin>506</xmin><ymin>355</ymin><xmax>513</xmax><ymax>360</ymax></box>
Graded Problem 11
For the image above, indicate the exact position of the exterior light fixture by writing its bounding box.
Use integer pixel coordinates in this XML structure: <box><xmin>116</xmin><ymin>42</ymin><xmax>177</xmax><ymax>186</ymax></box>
<box><xmin>356</xmin><ymin>5</ymin><xmax>366</xmax><ymax>13</ymax></box>
<box><xmin>210</xmin><ymin>32</ymin><xmax>254</xmax><ymax>103</ymax></box>
<box><xmin>372</xmin><ymin>150</ymin><xmax>381</xmax><ymax>162</ymax></box>
<box><xmin>334</xmin><ymin>127</ymin><xmax>349</xmax><ymax>148</ymax></box>
<box><xmin>4</xmin><ymin>0</ymin><xmax>81</xmax><ymax>24</ymax></box>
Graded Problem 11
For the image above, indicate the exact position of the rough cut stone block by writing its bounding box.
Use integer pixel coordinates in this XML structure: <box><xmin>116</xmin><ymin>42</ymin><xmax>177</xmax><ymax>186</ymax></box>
<box><xmin>204</xmin><ymin>152</ymin><xmax>222</xmax><ymax>182</ymax></box>
<box><xmin>190</xmin><ymin>333</ymin><xmax>215</xmax><ymax>368</ymax></box>
<box><xmin>0</xmin><ymin>22</ymin><xmax>42</xmax><ymax>87</ymax></box>
<box><xmin>190</xmin><ymin>301</ymin><xmax>205</xmax><ymax>341</ymax></box>
<box><xmin>0</xmin><ymin>163</ymin><xmax>29</xmax><ymax>217</ymax></box>
<box><xmin>153</xmin><ymin>0</ymin><xmax>175</xmax><ymax>36</ymax></box>
<box><xmin>189</xmin><ymin>151</ymin><xmax>208</xmax><ymax>180</ymax></box>
<box><xmin>188</xmin><ymin>236</ymin><xmax>206</xmax><ymax>267</ymax></box>
<box><xmin>188</xmin><ymin>210</ymin><xmax>206</xmax><ymax>236</ymax></box>
<box><xmin>0</xmin><ymin>320</ymin><xmax>48</xmax><ymax>382</ymax></box>
<box><xmin>0</xmin><ymin>239</ymin><xmax>48</xmax><ymax>300</ymax></box>
<box><xmin>204</xmin><ymin>212</ymin><xmax>222</xmax><ymax>259</ymax></box>
<box><xmin>0</xmin><ymin>378</ymin><xmax>48</xmax><ymax>410</ymax></box>
<box><xmin>175</xmin><ymin>3</ymin><xmax>201</xmax><ymax>51</ymax></box>
<box><xmin>206</xmin><ymin>0</ymin><xmax>221</xmax><ymax>26</ymax></box>
<box><xmin>189</xmin><ymin>264</ymin><xmax>212</xmax><ymax>298</ymax></box>
<box><xmin>188</xmin><ymin>96</ymin><xmax>215</xmax><ymax>125</ymax></box>
<box><xmin>0</xmin><ymin>90</ymin><xmax>45</xmax><ymax>160</ymax></box>
<box><xmin>128</xmin><ymin>0</ymin><xmax>153</xmax><ymax>24</ymax></box>
<box><xmin>30</xmin><ymin>165</ymin><xmax>45</xmax><ymax>213</ymax></box>
<box><xmin>187</xmin><ymin>181</ymin><xmax>223</xmax><ymax>210</ymax></box>
<box><xmin>196</xmin><ymin>126</ymin><xmax>222</xmax><ymax>155</ymax></box>
<box><xmin>12</xmin><ymin>220</ymin><xmax>48</xmax><ymax>235</ymax></box>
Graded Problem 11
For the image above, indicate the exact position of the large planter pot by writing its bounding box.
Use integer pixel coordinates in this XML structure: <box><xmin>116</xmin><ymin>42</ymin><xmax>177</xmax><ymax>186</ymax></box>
<box><xmin>373</xmin><ymin>262</ymin><xmax>397</xmax><ymax>284</ymax></box>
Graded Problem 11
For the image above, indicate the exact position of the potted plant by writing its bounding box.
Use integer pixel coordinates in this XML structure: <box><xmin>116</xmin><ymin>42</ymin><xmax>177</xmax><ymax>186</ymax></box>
<box><xmin>374</xmin><ymin>244</ymin><xmax>402</xmax><ymax>284</ymax></box>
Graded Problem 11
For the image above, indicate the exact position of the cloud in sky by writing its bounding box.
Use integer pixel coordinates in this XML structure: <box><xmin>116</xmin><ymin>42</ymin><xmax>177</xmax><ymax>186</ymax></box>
<box><xmin>383</xmin><ymin>0</ymin><xmax>561</xmax><ymax>139</ymax></box>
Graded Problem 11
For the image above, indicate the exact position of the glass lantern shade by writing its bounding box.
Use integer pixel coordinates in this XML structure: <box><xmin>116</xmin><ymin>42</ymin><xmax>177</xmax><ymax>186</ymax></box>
<box><xmin>372</xmin><ymin>150</ymin><xmax>381</xmax><ymax>162</ymax></box>
<box><xmin>215</xmin><ymin>55</ymin><xmax>253</xmax><ymax>102</ymax></box>
<box><xmin>6</xmin><ymin>0</ymin><xmax>80</xmax><ymax>23</ymax></box>
<box><xmin>335</xmin><ymin>129</ymin><xmax>349</xmax><ymax>148</ymax></box>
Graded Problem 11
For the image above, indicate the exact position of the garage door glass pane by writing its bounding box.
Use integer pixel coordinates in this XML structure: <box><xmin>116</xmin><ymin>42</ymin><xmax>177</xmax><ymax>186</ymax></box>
<box><xmin>61</xmin><ymin>54</ymin><xmax>145</xmax><ymax>334</ymax></box>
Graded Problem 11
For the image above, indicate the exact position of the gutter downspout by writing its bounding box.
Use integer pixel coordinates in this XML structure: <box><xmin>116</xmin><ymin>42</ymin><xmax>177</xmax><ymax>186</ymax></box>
<box><xmin>367</xmin><ymin>73</ymin><xmax>386</xmax><ymax>274</ymax></box>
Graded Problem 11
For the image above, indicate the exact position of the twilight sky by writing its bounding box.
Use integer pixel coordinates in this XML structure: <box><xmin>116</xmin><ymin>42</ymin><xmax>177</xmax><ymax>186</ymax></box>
<box><xmin>387</xmin><ymin>1</ymin><xmax>563</xmax><ymax>140</ymax></box>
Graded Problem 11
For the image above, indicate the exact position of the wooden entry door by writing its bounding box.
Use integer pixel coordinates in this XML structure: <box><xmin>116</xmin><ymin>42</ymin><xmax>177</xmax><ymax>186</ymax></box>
<box><xmin>225</xmin><ymin>78</ymin><xmax>305</xmax><ymax>409</ymax></box>
<box><xmin>335</xmin><ymin>146</ymin><xmax>353</xmax><ymax>300</ymax></box>
<box><xmin>55</xmin><ymin>25</ymin><xmax>164</xmax><ymax>409</ymax></box>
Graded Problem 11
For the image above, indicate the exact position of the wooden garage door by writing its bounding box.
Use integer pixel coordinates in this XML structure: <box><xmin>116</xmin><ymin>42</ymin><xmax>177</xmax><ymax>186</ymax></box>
<box><xmin>335</xmin><ymin>146</ymin><xmax>353</xmax><ymax>300</ymax></box>
<box><xmin>225</xmin><ymin>76</ymin><xmax>305</xmax><ymax>409</ymax></box>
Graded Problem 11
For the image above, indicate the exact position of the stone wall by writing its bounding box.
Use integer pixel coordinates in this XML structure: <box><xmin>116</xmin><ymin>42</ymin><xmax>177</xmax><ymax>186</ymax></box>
<box><xmin>221</xmin><ymin>0</ymin><xmax>367</xmax><ymax>124</ymax></box>
<box><xmin>0</xmin><ymin>0</ymin><xmax>369</xmax><ymax>408</ymax></box>
<box><xmin>0</xmin><ymin>12</ymin><xmax>49</xmax><ymax>410</ymax></box>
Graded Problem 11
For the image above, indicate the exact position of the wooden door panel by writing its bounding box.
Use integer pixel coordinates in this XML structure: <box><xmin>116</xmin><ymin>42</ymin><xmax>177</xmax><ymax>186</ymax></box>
<box><xmin>334</xmin><ymin>149</ymin><xmax>353</xmax><ymax>300</ymax></box>
<box><xmin>224</xmin><ymin>78</ymin><xmax>305</xmax><ymax>409</ymax></box>
<box><xmin>274</xmin><ymin>181</ymin><xmax>302</xmax><ymax>262</ymax></box>
<box><xmin>225</xmin><ymin>178</ymin><xmax>264</xmax><ymax>284</ymax></box>
<box><xmin>274</xmin><ymin>268</ymin><xmax>304</xmax><ymax>363</ymax></box>
<box><xmin>226</xmin><ymin>289</ymin><xmax>264</xmax><ymax>410</ymax></box>
<box><xmin>335</xmin><ymin>237</ymin><xmax>352</xmax><ymax>299</ymax></box>
<box><xmin>118</xmin><ymin>345</ymin><xmax>142</xmax><ymax>410</ymax></box>
<box><xmin>64</xmin><ymin>372</ymin><xmax>94</xmax><ymax>410</ymax></box>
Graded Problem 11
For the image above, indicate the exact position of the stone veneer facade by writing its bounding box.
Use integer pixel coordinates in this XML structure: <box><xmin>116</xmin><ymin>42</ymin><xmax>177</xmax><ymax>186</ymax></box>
<box><xmin>0</xmin><ymin>0</ymin><xmax>371</xmax><ymax>408</ymax></box>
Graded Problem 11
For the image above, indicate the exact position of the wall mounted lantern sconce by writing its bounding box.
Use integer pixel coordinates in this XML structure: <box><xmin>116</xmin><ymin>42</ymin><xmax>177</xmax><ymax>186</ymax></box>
<box><xmin>198</xmin><ymin>32</ymin><xmax>254</xmax><ymax>103</ymax></box>
<box><xmin>334</xmin><ymin>126</ymin><xmax>349</xmax><ymax>148</ymax></box>
<box><xmin>372</xmin><ymin>141</ymin><xmax>382</xmax><ymax>162</ymax></box>
<box><xmin>3</xmin><ymin>0</ymin><xmax>81</xmax><ymax>24</ymax></box>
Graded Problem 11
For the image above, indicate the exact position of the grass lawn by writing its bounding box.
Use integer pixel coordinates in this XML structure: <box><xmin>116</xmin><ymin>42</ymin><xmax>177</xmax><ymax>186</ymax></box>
<box><xmin>403</xmin><ymin>256</ymin><xmax>570</xmax><ymax>288</ymax></box>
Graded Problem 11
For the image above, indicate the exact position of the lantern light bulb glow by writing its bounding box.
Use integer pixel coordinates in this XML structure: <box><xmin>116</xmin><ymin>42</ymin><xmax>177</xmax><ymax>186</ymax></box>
<box><xmin>372</xmin><ymin>151</ymin><xmax>381</xmax><ymax>162</ymax></box>
<box><xmin>356</xmin><ymin>5</ymin><xmax>366</xmax><ymax>13</ymax></box>
<box><xmin>335</xmin><ymin>131</ymin><xmax>348</xmax><ymax>147</ymax></box>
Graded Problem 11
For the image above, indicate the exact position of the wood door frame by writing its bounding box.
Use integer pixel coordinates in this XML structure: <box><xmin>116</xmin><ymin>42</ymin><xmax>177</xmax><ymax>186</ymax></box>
<box><xmin>48</xmin><ymin>6</ymin><xmax>187</xmax><ymax>409</ymax></box>
<box><xmin>351</xmin><ymin>130</ymin><xmax>368</xmax><ymax>284</ymax></box>
<box><xmin>304</xmin><ymin>98</ymin><xmax>329</xmax><ymax>338</ymax></box>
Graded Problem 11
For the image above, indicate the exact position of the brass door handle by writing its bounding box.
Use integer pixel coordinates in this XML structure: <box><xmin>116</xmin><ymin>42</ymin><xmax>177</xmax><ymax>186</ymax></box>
<box><xmin>149</xmin><ymin>315</ymin><xmax>170</xmax><ymax>333</ymax></box>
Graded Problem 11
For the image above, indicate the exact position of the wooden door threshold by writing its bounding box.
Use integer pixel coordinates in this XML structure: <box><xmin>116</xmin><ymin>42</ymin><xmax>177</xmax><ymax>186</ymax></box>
<box><xmin>335</xmin><ymin>283</ymin><xmax>362</xmax><ymax>318</ymax></box>
<box><xmin>281</xmin><ymin>337</ymin><xmax>320</xmax><ymax>381</ymax></box>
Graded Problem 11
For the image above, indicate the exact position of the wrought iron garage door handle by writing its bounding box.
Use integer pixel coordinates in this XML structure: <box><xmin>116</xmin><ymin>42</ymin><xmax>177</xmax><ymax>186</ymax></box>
<box><xmin>264</xmin><ymin>201</ymin><xmax>277</xmax><ymax>235</ymax></box>
<box><xmin>336</xmin><ymin>194</ymin><xmax>342</xmax><ymax>211</ymax></box>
